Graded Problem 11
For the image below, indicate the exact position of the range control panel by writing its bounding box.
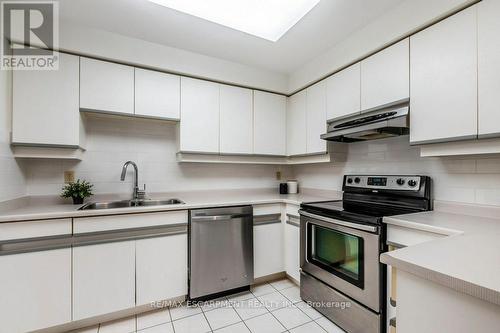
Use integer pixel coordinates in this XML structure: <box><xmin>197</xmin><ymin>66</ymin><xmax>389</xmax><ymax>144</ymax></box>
<box><xmin>345</xmin><ymin>175</ymin><xmax>421</xmax><ymax>191</ymax></box>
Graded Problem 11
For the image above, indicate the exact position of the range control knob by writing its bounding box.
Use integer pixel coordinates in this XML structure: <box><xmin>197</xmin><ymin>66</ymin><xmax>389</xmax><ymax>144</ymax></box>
<box><xmin>396</xmin><ymin>178</ymin><xmax>405</xmax><ymax>186</ymax></box>
<box><xmin>347</xmin><ymin>178</ymin><xmax>353</xmax><ymax>184</ymax></box>
<box><xmin>354</xmin><ymin>177</ymin><xmax>361</xmax><ymax>184</ymax></box>
<box><xmin>408</xmin><ymin>179</ymin><xmax>418</xmax><ymax>187</ymax></box>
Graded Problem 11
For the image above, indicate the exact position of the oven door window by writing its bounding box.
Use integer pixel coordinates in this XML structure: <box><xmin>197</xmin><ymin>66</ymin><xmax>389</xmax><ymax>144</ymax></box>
<box><xmin>307</xmin><ymin>223</ymin><xmax>364</xmax><ymax>288</ymax></box>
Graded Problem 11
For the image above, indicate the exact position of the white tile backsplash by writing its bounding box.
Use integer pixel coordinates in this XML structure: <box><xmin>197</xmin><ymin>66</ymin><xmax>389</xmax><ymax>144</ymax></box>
<box><xmin>23</xmin><ymin>115</ymin><xmax>291</xmax><ymax>196</ymax></box>
<box><xmin>293</xmin><ymin>136</ymin><xmax>500</xmax><ymax>207</ymax></box>
<box><xmin>11</xmin><ymin>110</ymin><xmax>500</xmax><ymax>207</ymax></box>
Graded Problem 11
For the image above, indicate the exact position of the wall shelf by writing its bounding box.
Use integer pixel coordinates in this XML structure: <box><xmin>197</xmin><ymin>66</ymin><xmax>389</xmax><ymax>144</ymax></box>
<box><xmin>176</xmin><ymin>152</ymin><xmax>339</xmax><ymax>165</ymax></box>
<box><xmin>12</xmin><ymin>146</ymin><xmax>85</xmax><ymax>160</ymax></box>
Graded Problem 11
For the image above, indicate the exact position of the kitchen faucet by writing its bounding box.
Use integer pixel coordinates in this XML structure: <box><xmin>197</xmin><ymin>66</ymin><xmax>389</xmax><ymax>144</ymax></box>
<box><xmin>120</xmin><ymin>161</ymin><xmax>146</xmax><ymax>200</ymax></box>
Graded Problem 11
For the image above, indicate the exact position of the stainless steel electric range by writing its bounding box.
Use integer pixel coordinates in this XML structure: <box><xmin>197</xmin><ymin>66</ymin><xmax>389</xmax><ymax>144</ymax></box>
<box><xmin>299</xmin><ymin>175</ymin><xmax>431</xmax><ymax>333</ymax></box>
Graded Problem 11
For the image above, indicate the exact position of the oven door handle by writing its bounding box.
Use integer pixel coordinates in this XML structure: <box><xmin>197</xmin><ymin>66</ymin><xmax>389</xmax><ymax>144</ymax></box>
<box><xmin>299</xmin><ymin>210</ymin><xmax>379</xmax><ymax>233</ymax></box>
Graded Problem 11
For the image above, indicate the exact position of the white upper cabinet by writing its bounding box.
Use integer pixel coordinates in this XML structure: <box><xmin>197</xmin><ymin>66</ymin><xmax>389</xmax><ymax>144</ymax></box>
<box><xmin>287</xmin><ymin>90</ymin><xmax>307</xmax><ymax>156</ymax></box>
<box><xmin>361</xmin><ymin>38</ymin><xmax>410</xmax><ymax>110</ymax></box>
<box><xmin>80</xmin><ymin>57</ymin><xmax>134</xmax><ymax>114</ymax></box>
<box><xmin>180</xmin><ymin>77</ymin><xmax>220</xmax><ymax>153</ymax></box>
<box><xmin>134</xmin><ymin>68</ymin><xmax>180</xmax><ymax>120</ymax></box>
<box><xmin>478</xmin><ymin>0</ymin><xmax>500</xmax><ymax>138</ymax></box>
<box><xmin>253</xmin><ymin>91</ymin><xmax>287</xmax><ymax>156</ymax></box>
<box><xmin>306</xmin><ymin>81</ymin><xmax>327</xmax><ymax>154</ymax></box>
<box><xmin>12</xmin><ymin>53</ymin><xmax>81</xmax><ymax>147</ymax></box>
<box><xmin>219</xmin><ymin>85</ymin><xmax>253</xmax><ymax>154</ymax></box>
<box><xmin>410</xmin><ymin>6</ymin><xmax>478</xmax><ymax>144</ymax></box>
<box><xmin>326</xmin><ymin>63</ymin><xmax>361</xmax><ymax>120</ymax></box>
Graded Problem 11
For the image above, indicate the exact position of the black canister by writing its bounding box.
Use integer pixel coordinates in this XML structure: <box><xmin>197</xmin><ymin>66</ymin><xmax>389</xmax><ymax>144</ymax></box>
<box><xmin>279</xmin><ymin>183</ymin><xmax>288</xmax><ymax>194</ymax></box>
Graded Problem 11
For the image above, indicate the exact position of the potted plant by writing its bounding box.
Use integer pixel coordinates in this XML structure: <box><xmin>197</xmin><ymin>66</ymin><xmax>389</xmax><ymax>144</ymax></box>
<box><xmin>61</xmin><ymin>179</ymin><xmax>94</xmax><ymax>205</ymax></box>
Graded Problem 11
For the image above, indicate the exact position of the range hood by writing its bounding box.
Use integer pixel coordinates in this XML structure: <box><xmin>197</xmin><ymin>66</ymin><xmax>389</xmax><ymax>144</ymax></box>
<box><xmin>321</xmin><ymin>99</ymin><xmax>410</xmax><ymax>143</ymax></box>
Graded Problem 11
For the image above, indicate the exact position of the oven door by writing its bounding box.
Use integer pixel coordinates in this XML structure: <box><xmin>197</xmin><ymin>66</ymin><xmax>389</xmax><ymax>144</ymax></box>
<box><xmin>300</xmin><ymin>210</ymin><xmax>381</xmax><ymax>312</ymax></box>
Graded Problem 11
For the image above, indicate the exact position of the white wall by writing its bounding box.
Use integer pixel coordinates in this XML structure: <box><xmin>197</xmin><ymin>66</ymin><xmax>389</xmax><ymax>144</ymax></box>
<box><xmin>23</xmin><ymin>115</ymin><xmax>290</xmax><ymax>196</ymax></box>
<box><xmin>0</xmin><ymin>69</ymin><xmax>26</xmax><ymax>201</ymax></box>
<box><xmin>293</xmin><ymin>137</ymin><xmax>500</xmax><ymax>206</ymax></box>
<box><xmin>288</xmin><ymin>0</ymin><xmax>477</xmax><ymax>93</ymax></box>
<box><xmin>57</xmin><ymin>22</ymin><xmax>288</xmax><ymax>94</ymax></box>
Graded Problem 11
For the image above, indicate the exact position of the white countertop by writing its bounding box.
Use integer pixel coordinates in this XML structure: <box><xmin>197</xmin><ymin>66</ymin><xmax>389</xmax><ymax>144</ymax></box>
<box><xmin>381</xmin><ymin>205</ymin><xmax>500</xmax><ymax>306</ymax></box>
<box><xmin>0</xmin><ymin>188</ymin><xmax>341</xmax><ymax>223</ymax></box>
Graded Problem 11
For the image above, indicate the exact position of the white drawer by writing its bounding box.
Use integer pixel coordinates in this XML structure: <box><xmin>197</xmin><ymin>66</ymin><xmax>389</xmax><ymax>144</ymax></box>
<box><xmin>0</xmin><ymin>218</ymin><xmax>72</xmax><ymax>241</ymax></box>
<box><xmin>253</xmin><ymin>204</ymin><xmax>282</xmax><ymax>216</ymax></box>
<box><xmin>387</xmin><ymin>224</ymin><xmax>446</xmax><ymax>247</ymax></box>
<box><xmin>74</xmin><ymin>211</ymin><xmax>188</xmax><ymax>234</ymax></box>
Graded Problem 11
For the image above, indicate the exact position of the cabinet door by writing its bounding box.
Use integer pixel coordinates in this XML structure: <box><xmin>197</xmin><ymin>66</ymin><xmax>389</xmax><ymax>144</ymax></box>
<box><xmin>12</xmin><ymin>53</ymin><xmax>80</xmax><ymax>146</ymax></box>
<box><xmin>254</xmin><ymin>223</ymin><xmax>283</xmax><ymax>279</ymax></box>
<box><xmin>73</xmin><ymin>241</ymin><xmax>135</xmax><ymax>320</ymax></box>
<box><xmin>284</xmin><ymin>221</ymin><xmax>300</xmax><ymax>282</ymax></box>
<box><xmin>135</xmin><ymin>68</ymin><xmax>180</xmax><ymax>120</ymax></box>
<box><xmin>286</xmin><ymin>91</ymin><xmax>307</xmax><ymax>156</ymax></box>
<box><xmin>0</xmin><ymin>249</ymin><xmax>71</xmax><ymax>333</ymax></box>
<box><xmin>306</xmin><ymin>81</ymin><xmax>327</xmax><ymax>154</ymax></box>
<box><xmin>361</xmin><ymin>38</ymin><xmax>410</xmax><ymax>110</ymax></box>
<box><xmin>219</xmin><ymin>85</ymin><xmax>253</xmax><ymax>154</ymax></box>
<box><xmin>478</xmin><ymin>0</ymin><xmax>500</xmax><ymax>138</ymax></box>
<box><xmin>136</xmin><ymin>234</ymin><xmax>188</xmax><ymax>305</ymax></box>
<box><xmin>253</xmin><ymin>91</ymin><xmax>286</xmax><ymax>156</ymax></box>
<box><xmin>410</xmin><ymin>7</ymin><xmax>478</xmax><ymax>144</ymax></box>
<box><xmin>180</xmin><ymin>77</ymin><xmax>220</xmax><ymax>153</ymax></box>
<box><xmin>326</xmin><ymin>63</ymin><xmax>361</xmax><ymax>120</ymax></box>
<box><xmin>80</xmin><ymin>57</ymin><xmax>134</xmax><ymax>114</ymax></box>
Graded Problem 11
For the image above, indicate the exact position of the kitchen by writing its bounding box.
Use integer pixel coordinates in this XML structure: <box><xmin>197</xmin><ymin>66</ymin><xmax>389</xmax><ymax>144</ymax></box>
<box><xmin>0</xmin><ymin>0</ymin><xmax>499</xmax><ymax>333</ymax></box>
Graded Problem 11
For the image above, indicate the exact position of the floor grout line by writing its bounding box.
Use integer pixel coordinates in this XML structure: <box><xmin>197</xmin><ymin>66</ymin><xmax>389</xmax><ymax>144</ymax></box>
<box><xmin>229</xmin><ymin>297</ymin><xmax>253</xmax><ymax>333</ymax></box>
<box><xmin>94</xmin><ymin>278</ymin><xmax>335</xmax><ymax>333</ymax></box>
<box><xmin>167</xmin><ymin>307</ymin><xmax>177</xmax><ymax>333</ymax></box>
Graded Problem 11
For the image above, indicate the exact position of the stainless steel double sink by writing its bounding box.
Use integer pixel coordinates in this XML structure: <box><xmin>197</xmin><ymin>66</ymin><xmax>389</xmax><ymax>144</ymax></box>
<box><xmin>79</xmin><ymin>198</ymin><xmax>184</xmax><ymax>210</ymax></box>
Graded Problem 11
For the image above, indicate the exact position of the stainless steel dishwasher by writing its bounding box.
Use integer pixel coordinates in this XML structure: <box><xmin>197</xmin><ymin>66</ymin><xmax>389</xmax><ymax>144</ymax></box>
<box><xmin>189</xmin><ymin>205</ymin><xmax>253</xmax><ymax>301</ymax></box>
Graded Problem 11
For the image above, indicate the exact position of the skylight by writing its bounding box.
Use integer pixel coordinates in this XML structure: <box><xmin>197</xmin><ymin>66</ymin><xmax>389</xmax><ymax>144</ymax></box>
<box><xmin>147</xmin><ymin>0</ymin><xmax>320</xmax><ymax>42</ymax></box>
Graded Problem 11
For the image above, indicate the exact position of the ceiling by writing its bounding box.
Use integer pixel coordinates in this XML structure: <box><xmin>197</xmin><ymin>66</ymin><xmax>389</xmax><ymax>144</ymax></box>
<box><xmin>59</xmin><ymin>0</ymin><xmax>406</xmax><ymax>74</ymax></box>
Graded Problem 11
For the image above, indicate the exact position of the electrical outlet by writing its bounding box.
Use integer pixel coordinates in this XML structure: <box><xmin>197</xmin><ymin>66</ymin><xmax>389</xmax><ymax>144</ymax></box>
<box><xmin>64</xmin><ymin>171</ymin><xmax>75</xmax><ymax>184</ymax></box>
<box><xmin>276</xmin><ymin>171</ymin><xmax>282</xmax><ymax>180</ymax></box>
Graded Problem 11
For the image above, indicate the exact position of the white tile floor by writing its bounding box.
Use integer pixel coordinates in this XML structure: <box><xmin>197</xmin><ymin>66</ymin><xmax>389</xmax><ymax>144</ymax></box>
<box><xmin>71</xmin><ymin>278</ymin><xmax>345</xmax><ymax>333</ymax></box>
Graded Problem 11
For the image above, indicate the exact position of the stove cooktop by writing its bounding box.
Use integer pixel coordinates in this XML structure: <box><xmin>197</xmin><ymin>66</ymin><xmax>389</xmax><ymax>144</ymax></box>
<box><xmin>300</xmin><ymin>199</ymin><xmax>424</xmax><ymax>226</ymax></box>
<box><xmin>301</xmin><ymin>175</ymin><xmax>432</xmax><ymax>226</ymax></box>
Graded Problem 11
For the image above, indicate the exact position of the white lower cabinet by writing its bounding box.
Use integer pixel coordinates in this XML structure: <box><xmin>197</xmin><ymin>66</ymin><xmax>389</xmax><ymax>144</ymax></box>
<box><xmin>72</xmin><ymin>241</ymin><xmax>136</xmax><ymax>320</ymax></box>
<box><xmin>284</xmin><ymin>218</ymin><xmax>300</xmax><ymax>282</ymax></box>
<box><xmin>136</xmin><ymin>234</ymin><xmax>188</xmax><ymax>305</ymax></box>
<box><xmin>254</xmin><ymin>222</ymin><xmax>283</xmax><ymax>279</ymax></box>
<box><xmin>0</xmin><ymin>249</ymin><xmax>72</xmax><ymax>333</ymax></box>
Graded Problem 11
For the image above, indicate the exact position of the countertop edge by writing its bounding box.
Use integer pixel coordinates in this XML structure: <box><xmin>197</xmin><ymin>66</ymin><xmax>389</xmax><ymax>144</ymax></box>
<box><xmin>383</xmin><ymin>215</ymin><xmax>464</xmax><ymax>236</ymax></box>
<box><xmin>0</xmin><ymin>197</ymin><xmax>308</xmax><ymax>223</ymax></box>
<box><xmin>380</xmin><ymin>251</ymin><xmax>500</xmax><ymax>306</ymax></box>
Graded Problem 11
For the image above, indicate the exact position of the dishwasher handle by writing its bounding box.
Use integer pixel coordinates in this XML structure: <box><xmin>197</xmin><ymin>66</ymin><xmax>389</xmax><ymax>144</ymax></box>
<box><xmin>191</xmin><ymin>213</ymin><xmax>252</xmax><ymax>222</ymax></box>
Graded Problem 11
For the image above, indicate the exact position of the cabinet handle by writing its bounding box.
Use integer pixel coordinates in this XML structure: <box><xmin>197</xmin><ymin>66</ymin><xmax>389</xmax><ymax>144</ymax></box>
<box><xmin>253</xmin><ymin>213</ymin><xmax>281</xmax><ymax>225</ymax></box>
<box><xmin>191</xmin><ymin>213</ymin><xmax>252</xmax><ymax>222</ymax></box>
<box><xmin>0</xmin><ymin>224</ymin><xmax>187</xmax><ymax>255</ymax></box>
